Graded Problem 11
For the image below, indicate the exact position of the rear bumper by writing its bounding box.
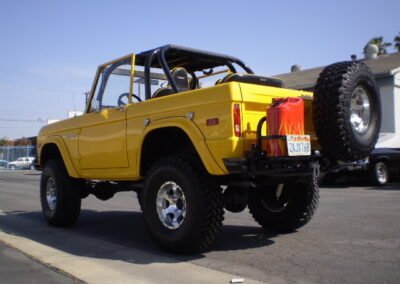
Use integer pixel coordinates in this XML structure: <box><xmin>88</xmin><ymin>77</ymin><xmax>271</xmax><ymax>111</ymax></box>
<box><xmin>223</xmin><ymin>156</ymin><xmax>319</xmax><ymax>178</ymax></box>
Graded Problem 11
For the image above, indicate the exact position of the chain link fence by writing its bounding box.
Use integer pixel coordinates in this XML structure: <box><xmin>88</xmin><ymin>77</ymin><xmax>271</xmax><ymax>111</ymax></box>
<box><xmin>0</xmin><ymin>145</ymin><xmax>37</xmax><ymax>170</ymax></box>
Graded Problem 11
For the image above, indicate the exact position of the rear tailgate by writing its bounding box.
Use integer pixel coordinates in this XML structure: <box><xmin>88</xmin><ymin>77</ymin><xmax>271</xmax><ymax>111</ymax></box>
<box><xmin>238</xmin><ymin>83</ymin><xmax>315</xmax><ymax>153</ymax></box>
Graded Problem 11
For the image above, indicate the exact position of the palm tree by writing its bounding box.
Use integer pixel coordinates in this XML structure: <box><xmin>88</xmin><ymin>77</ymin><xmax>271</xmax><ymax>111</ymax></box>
<box><xmin>364</xmin><ymin>37</ymin><xmax>392</xmax><ymax>55</ymax></box>
<box><xmin>394</xmin><ymin>33</ymin><xmax>400</xmax><ymax>52</ymax></box>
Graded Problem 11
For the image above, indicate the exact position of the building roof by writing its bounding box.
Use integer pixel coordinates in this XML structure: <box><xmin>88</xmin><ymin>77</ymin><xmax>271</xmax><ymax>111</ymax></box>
<box><xmin>276</xmin><ymin>52</ymin><xmax>400</xmax><ymax>90</ymax></box>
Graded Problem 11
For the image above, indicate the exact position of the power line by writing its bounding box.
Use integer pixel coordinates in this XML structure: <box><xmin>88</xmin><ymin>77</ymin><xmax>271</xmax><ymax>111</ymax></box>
<box><xmin>0</xmin><ymin>118</ymin><xmax>46</xmax><ymax>123</ymax></box>
<box><xmin>0</xmin><ymin>126</ymin><xmax>40</xmax><ymax>129</ymax></box>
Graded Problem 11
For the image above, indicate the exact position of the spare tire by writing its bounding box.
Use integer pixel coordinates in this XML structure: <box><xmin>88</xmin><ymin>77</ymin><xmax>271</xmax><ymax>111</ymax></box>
<box><xmin>313</xmin><ymin>61</ymin><xmax>381</xmax><ymax>161</ymax></box>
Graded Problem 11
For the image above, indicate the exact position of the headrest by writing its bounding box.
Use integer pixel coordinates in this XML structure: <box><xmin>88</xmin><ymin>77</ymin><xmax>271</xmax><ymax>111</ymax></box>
<box><xmin>172</xmin><ymin>67</ymin><xmax>190</xmax><ymax>91</ymax></box>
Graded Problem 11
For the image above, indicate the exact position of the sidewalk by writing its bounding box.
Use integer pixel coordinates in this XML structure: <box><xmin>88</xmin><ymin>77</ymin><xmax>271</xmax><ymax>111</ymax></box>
<box><xmin>0</xmin><ymin>241</ymin><xmax>81</xmax><ymax>284</ymax></box>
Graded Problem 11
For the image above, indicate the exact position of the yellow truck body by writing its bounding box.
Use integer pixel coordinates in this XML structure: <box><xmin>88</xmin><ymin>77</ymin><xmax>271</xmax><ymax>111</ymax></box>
<box><xmin>38</xmin><ymin>81</ymin><xmax>313</xmax><ymax>180</ymax></box>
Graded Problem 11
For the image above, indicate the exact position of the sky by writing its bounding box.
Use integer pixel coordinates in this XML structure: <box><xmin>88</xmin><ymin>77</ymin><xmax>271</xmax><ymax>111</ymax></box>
<box><xmin>0</xmin><ymin>0</ymin><xmax>399</xmax><ymax>139</ymax></box>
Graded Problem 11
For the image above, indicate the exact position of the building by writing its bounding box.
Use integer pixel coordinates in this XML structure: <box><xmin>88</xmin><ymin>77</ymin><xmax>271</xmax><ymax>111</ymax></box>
<box><xmin>275</xmin><ymin>51</ymin><xmax>400</xmax><ymax>135</ymax></box>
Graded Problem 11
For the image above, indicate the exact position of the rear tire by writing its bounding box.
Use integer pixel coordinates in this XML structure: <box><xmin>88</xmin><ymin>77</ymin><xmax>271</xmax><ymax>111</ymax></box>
<box><xmin>40</xmin><ymin>160</ymin><xmax>82</xmax><ymax>227</ymax></box>
<box><xmin>136</xmin><ymin>190</ymin><xmax>144</xmax><ymax>211</ymax></box>
<box><xmin>248</xmin><ymin>175</ymin><xmax>319</xmax><ymax>233</ymax></box>
<box><xmin>313</xmin><ymin>61</ymin><xmax>381</xmax><ymax>161</ymax></box>
<box><xmin>143</xmin><ymin>155</ymin><xmax>224</xmax><ymax>254</ymax></box>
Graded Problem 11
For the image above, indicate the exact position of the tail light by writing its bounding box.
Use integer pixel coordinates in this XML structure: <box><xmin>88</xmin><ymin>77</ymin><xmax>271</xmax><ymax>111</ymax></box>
<box><xmin>233</xmin><ymin>103</ymin><xmax>241</xmax><ymax>137</ymax></box>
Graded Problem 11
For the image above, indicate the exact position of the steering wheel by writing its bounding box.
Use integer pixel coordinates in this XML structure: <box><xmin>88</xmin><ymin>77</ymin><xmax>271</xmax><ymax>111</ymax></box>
<box><xmin>117</xmin><ymin>92</ymin><xmax>142</xmax><ymax>106</ymax></box>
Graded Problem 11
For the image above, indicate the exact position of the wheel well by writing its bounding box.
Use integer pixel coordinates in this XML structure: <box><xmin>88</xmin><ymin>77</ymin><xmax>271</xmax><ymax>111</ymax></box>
<box><xmin>40</xmin><ymin>143</ymin><xmax>62</xmax><ymax>166</ymax></box>
<box><xmin>373</xmin><ymin>157</ymin><xmax>390</xmax><ymax>165</ymax></box>
<box><xmin>140</xmin><ymin>127</ymin><xmax>198</xmax><ymax>176</ymax></box>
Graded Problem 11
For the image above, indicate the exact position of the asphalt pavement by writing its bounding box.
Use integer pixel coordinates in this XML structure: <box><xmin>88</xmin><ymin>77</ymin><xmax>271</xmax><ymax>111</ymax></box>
<box><xmin>0</xmin><ymin>170</ymin><xmax>399</xmax><ymax>283</ymax></box>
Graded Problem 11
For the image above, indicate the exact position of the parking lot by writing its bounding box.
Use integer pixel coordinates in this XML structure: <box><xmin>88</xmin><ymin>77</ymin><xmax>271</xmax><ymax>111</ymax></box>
<box><xmin>0</xmin><ymin>170</ymin><xmax>399</xmax><ymax>283</ymax></box>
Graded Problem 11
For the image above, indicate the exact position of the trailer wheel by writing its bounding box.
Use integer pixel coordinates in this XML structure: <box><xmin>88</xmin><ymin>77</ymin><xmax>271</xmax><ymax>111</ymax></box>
<box><xmin>40</xmin><ymin>159</ymin><xmax>82</xmax><ymax>227</ymax></box>
<box><xmin>143</xmin><ymin>155</ymin><xmax>224</xmax><ymax>254</ymax></box>
<box><xmin>313</xmin><ymin>61</ymin><xmax>381</xmax><ymax>161</ymax></box>
<box><xmin>248</xmin><ymin>175</ymin><xmax>319</xmax><ymax>233</ymax></box>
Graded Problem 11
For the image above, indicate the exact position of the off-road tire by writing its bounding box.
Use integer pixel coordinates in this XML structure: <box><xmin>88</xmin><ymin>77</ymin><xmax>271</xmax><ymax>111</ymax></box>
<box><xmin>313</xmin><ymin>61</ymin><xmax>381</xmax><ymax>161</ymax></box>
<box><xmin>40</xmin><ymin>159</ymin><xmax>82</xmax><ymax>227</ymax></box>
<box><xmin>143</xmin><ymin>155</ymin><xmax>224</xmax><ymax>254</ymax></box>
<box><xmin>248</xmin><ymin>175</ymin><xmax>319</xmax><ymax>233</ymax></box>
<box><xmin>136</xmin><ymin>190</ymin><xmax>144</xmax><ymax>211</ymax></box>
<box><xmin>370</xmin><ymin>161</ymin><xmax>389</xmax><ymax>186</ymax></box>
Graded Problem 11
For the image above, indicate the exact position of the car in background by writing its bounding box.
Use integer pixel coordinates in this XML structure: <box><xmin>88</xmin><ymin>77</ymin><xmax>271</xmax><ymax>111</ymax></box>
<box><xmin>369</xmin><ymin>133</ymin><xmax>400</xmax><ymax>185</ymax></box>
<box><xmin>321</xmin><ymin>149</ymin><xmax>400</xmax><ymax>186</ymax></box>
<box><xmin>368</xmin><ymin>148</ymin><xmax>400</xmax><ymax>185</ymax></box>
<box><xmin>0</xmin><ymin>160</ymin><xmax>8</xmax><ymax>169</ymax></box>
<box><xmin>321</xmin><ymin>133</ymin><xmax>400</xmax><ymax>186</ymax></box>
<box><xmin>7</xmin><ymin>157</ymin><xmax>36</xmax><ymax>170</ymax></box>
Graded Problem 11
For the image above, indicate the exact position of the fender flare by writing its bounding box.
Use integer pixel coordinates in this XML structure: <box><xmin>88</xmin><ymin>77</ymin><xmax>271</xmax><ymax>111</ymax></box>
<box><xmin>138</xmin><ymin>117</ymin><xmax>226</xmax><ymax>175</ymax></box>
<box><xmin>39</xmin><ymin>135</ymin><xmax>80</xmax><ymax>178</ymax></box>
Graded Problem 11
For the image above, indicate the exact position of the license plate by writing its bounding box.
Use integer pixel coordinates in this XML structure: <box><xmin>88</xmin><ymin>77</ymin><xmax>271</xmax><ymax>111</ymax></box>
<box><xmin>286</xmin><ymin>135</ymin><xmax>311</xmax><ymax>156</ymax></box>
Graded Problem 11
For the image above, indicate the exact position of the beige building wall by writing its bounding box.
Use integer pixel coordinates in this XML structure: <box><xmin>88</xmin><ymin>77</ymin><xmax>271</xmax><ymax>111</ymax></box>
<box><xmin>394</xmin><ymin>72</ymin><xmax>400</xmax><ymax>134</ymax></box>
<box><xmin>377</xmin><ymin>76</ymin><xmax>396</xmax><ymax>133</ymax></box>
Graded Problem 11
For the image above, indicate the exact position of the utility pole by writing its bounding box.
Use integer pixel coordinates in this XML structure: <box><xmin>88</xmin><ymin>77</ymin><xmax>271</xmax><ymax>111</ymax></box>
<box><xmin>84</xmin><ymin>92</ymin><xmax>90</xmax><ymax>106</ymax></box>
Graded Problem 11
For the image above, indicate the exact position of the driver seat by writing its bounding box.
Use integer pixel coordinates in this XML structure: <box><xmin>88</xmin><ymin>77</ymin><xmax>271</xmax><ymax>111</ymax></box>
<box><xmin>152</xmin><ymin>67</ymin><xmax>190</xmax><ymax>98</ymax></box>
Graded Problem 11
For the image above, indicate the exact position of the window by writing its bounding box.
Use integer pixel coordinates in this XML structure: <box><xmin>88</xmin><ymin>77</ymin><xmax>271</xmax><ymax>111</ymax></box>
<box><xmin>89</xmin><ymin>59</ymin><xmax>169</xmax><ymax>110</ymax></box>
<box><xmin>95</xmin><ymin>62</ymin><xmax>132</xmax><ymax>110</ymax></box>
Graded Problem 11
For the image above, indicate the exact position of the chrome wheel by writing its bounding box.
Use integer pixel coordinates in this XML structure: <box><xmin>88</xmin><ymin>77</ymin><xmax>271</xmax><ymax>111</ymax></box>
<box><xmin>46</xmin><ymin>177</ymin><xmax>57</xmax><ymax>211</ymax></box>
<box><xmin>375</xmin><ymin>162</ymin><xmax>388</xmax><ymax>184</ymax></box>
<box><xmin>350</xmin><ymin>86</ymin><xmax>371</xmax><ymax>134</ymax></box>
<box><xmin>156</xmin><ymin>181</ymin><xmax>187</xmax><ymax>230</ymax></box>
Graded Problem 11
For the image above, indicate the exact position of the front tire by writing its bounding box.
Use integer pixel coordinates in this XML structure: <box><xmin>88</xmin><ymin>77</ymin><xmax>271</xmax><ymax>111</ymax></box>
<box><xmin>143</xmin><ymin>155</ymin><xmax>224</xmax><ymax>254</ymax></box>
<box><xmin>248</xmin><ymin>175</ymin><xmax>319</xmax><ymax>233</ymax></box>
<box><xmin>40</xmin><ymin>160</ymin><xmax>82</xmax><ymax>227</ymax></box>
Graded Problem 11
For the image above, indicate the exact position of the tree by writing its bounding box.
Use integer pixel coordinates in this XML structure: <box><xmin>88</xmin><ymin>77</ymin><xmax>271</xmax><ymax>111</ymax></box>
<box><xmin>15</xmin><ymin>137</ymin><xmax>32</xmax><ymax>146</ymax></box>
<box><xmin>364</xmin><ymin>37</ymin><xmax>392</xmax><ymax>55</ymax></box>
<box><xmin>394</xmin><ymin>33</ymin><xmax>400</xmax><ymax>52</ymax></box>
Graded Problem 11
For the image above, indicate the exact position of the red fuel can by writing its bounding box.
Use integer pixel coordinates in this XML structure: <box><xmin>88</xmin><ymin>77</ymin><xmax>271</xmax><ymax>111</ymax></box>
<box><xmin>266</xmin><ymin>98</ymin><xmax>304</xmax><ymax>156</ymax></box>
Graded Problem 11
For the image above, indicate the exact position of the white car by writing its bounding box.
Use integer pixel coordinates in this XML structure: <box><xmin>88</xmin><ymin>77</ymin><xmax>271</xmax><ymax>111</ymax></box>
<box><xmin>7</xmin><ymin>157</ymin><xmax>36</xmax><ymax>170</ymax></box>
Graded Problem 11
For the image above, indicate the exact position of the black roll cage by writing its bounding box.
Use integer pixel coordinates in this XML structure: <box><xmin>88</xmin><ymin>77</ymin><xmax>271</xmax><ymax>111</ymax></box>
<box><xmin>141</xmin><ymin>45</ymin><xmax>254</xmax><ymax>100</ymax></box>
<box><xmin>89</xmin><ymin>44</ymin><xmax>255</xmax><ymax>109</ymax></box>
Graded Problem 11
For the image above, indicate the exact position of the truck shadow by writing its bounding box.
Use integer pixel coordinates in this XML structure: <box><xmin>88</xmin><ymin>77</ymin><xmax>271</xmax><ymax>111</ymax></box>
<box><xmin>322</xmin><ymin>180</ymin><xmax>400</xmax><ymax>191</ymax></box>
<box><xmin>0</xmin><ymin>209</ymin><xmax>275</xmax><ymax>265</ymax></box>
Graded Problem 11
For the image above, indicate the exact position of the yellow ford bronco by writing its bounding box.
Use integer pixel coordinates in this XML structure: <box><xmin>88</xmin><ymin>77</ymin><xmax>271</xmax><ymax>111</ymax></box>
<box><xmin>37</xmin><ymin>45</ymin><xmax>381</xmax><ymax>253</ymax></box>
